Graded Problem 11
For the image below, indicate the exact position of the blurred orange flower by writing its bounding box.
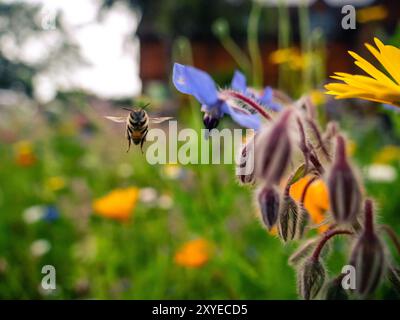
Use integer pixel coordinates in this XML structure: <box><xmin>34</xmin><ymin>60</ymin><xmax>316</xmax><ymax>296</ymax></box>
<box><xmin>14</xmin><ymin>140</ymin><xmax>36</xmax><ymax>167</ymax></box>
<box><xmin>357</xmin><ymin>5</ymin><xmax>388</xmax><ymax>24</ymax></box>
<box><xmin>289</xmin><ymin>176</ymin><xmax>330</xmax><ymax>233</ymax></box>
<box><xmin>92</xmin><ymin>187</ymin><xmax>139</xmax><ymax>221</ymax></box>
<box><xmin>174</xmin><ymin>239</ymin><xmax>212</xmax><ymax>268</ymax></box>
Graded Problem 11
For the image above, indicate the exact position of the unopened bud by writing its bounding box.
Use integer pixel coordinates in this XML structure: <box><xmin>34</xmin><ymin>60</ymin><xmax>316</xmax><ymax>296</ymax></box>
<box><xmin>298</xmin><ymin>258</ymin><xmax>326</xmax><ymax>300</ymax></box>
<box><xmin>255</xmin><ymin>109</ymin><xmax>293</xmax><ymax>185</ymax></box>
<box><xmin>278</xmin><ymin>194</ymin><xmax>298</xmax><ymax>242</ymax></box>
<box><xmin>328</xmin><ymin>135</ymin><xmax>362</xmax><ymax>224</ymax></box>
<box><xmin>212</xmin><ymin>18</ymin><xmax>230</xmax><ymax>38</ymax></box>
<box><xmin>236</xmin><ymin>137</ymin><xmax>256</xmax><ymax>185</ymax></box>
<box><xmin>296</xmin><ymin>205</ymin><xmax>310</xmax><ymax>239</ymax></box>
<box><xmin>257</xmin><ymin>186</ymin><xmax>280</xmax><ymax>231</ymax></box>
<box><xmin>349</xmin><ymin>200</ymin><xmax>385</xmax><ymax>297</ymax></box>
<box><xmin>387</xmin><ymin>265</ymin><xmax>400</xmax><ymax>294</ymax></box>
<box><xmin>325</xmin><ymin>276</ymin><xmax>348</xmax><ymax>300</ymax></box>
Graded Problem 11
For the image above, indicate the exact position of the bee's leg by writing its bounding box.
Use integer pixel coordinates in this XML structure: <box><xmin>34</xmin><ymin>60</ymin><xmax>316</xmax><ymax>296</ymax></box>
<box><xmin>126</xmin><ymin>137</ymin><xmax>131</xmax><ymax>153</ymax></box>
<box><xmin>140</xmin><ymin>130</ymin><xmax>148</xmax><ymax>154</ymax></box>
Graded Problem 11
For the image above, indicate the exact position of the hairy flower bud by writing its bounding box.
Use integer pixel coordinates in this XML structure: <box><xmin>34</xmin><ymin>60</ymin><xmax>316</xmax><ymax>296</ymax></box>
<box><xmin>328</xmin><ymin>135</ymin><xmax>362</xmax><ymax>224</ymax></box>
<box><xmin>349</xmin><ymin>200</ymin><xmax>385</xmax><ymax>297</ymax></box>
<box><xmin>298</xmin><ymin>258</ymin><xmax>326</xmax><ymax>300</ymax></box>
<box><xmin>296</xmin><ymin>205</ymin><xmax>310</xmax><ymax>239</ymax></box>
<box><xmin>257</xmin><ymin>186</ymin><xmax>280</xmax><ymax>231</ymax></box>
<box><xmin>236</xmin><ymin>137</ymin><xmax>256</xmax><ymax>185</ymax></box>
<box><xmin>325</xmin><ymin>276</ymin><xmax>348</xmax><ymax>300</ymax></box>
<box><xmin>278</xmin><ymin>194</ymin><xmax>298</xmax><ymax>242</ymax></box>
<box><xmin>255</xmin><ymin>109</ymin><xmax>292</xmax><ymax>185</ymax></box>
<box><xmin>387</xmin><ymin>265</ymin><xmax>400</xmax><ymax>294</ymax></box>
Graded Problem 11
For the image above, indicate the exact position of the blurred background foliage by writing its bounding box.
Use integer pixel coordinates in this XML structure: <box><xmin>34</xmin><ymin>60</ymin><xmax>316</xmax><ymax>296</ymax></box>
<box><xmin>0</xmin><ymin>0</ymin><xmax>399</xmax><ymax>299</ymax></box>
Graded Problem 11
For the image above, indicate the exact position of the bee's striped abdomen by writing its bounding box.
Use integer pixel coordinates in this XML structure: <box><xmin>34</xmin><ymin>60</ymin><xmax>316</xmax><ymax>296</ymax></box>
<box><xmin>127</xmin><ymin>111</ymin><xmax>149</xmax><ymax>145</ymax></box>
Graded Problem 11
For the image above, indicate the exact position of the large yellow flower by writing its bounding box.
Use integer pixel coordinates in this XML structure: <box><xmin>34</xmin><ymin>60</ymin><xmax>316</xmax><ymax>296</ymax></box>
<box><xmin>92</xmin><ymin>187</ymin><xmax>139</xmax><ymax>221</ymax></box>
<box><xmin>174</xmin><ymin>239</ymin><xmax>212</xmax><ymax>268</ymax></box>
<box><xmin>325</xmin><ymin>38</ymin><xmax>400</xmax><ymax>107</ymax></box>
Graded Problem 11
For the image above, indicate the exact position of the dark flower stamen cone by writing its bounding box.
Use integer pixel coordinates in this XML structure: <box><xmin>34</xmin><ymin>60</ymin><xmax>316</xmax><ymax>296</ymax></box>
<box><xmin>349</xmin><ymin>199</ymin><xmax>385</xmax><ymax>298</ymax></box>
<box><xmin>257</xmin><ymin>186</ymin><xmax>280</xmax><ymax>230</ymax></box>
<box><xmin>203</xmin><ymin>113</ymin><xmax>220</xmax><ymax>130</ymax></box>
<box><xmin>328</xmin><ymin>135</ymin><xmax>361</xmax><ymax>224</ymax></box>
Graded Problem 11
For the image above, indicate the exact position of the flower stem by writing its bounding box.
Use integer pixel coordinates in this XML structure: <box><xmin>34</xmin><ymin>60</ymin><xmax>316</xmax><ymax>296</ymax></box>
<box><xmin>312</xmin><ymin>229</ymin><xmax>353</xmax><ymax>261</ymax></box>
<box><xmin>247</xmin><ymin>1</ymin><xmax>263</xmax><ymax>88</ymax></box>
<box><xmin>221</xmin><ymin>90</ymin><xmax>272</xmax><ymax>121</ymax></box>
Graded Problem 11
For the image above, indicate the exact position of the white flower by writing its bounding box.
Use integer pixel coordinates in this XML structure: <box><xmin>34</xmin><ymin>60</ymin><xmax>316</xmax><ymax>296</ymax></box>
<box><xmin>139</xmin><ymin>187</ymin><xmax>158</xmax><ymax>204</ymax></box>
<box><xmin>23</xmin><ymin>205</ymin><xmax>45</xmax><ymax>224</ymax></box>
<box><xmin>158</xmin><ymin>194</ymin><xmax>173</xmax><ymax>210</ymax></box>
<box><xmin>365</xmin><ymin>164</ymin><xmax>397</xmax><ymax>183</ymax></box>
<box><xmin>30</xmin><ymin>239</ymin><xmax>51</xmax><ymax>257</ymax></box>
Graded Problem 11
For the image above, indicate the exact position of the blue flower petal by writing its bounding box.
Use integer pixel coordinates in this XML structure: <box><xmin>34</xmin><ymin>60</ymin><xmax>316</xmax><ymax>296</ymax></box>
<box><xmin>225</xmin><ymin>107</ymin><xmax>261</xmax><ymax>130</ymax></box>
<box><xmin>260</xmin><ymin>87</ymin><xmax>282</xmax><ymax>111</ymax></box>
<box><xmin>231</xmin><ymin>70</ymin><xmax>247</xmax><ymax>92</ymax></box>
<box><xmin>173</xmin><ymin>63</ymin><xmax>219</xmax><ymax>106</ymax></box>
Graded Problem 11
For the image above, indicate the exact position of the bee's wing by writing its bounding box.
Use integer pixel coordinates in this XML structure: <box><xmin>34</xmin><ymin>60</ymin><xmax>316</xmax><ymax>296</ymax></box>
<box><xmin>149</xmin><ymin>117</ymin><xmax>173</xmax><ymax>124</ymax></box>
<box><xmin>105</xmin><ymin>116</ymin><xmax>127</xmax><ymax>123</ymax></box>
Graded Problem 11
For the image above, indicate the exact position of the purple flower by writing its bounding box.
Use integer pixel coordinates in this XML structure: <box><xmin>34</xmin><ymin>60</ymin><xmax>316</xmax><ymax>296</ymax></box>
<box><xmin>173</xmin><ymin>63</ymin><xmax>280</xmax><ymax>131</ymax></box>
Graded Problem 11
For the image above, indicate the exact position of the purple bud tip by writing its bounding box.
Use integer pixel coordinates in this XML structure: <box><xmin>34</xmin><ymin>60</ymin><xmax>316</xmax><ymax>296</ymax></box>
<box><xmin>364</xmin><ymin>199</ymin><xmax>374</xmax><ymax>236</ymax></box>
<box><xmin>279</xmin><ymin>109</ymin><xmax>293</xmax><ymax>126</ymax></box>
<box><xmin>203</xmin><ymin>113</ymin><xmax>220</xmax><ymax>130</ymax></box>
<box><xmin>336</xmin><ymin>135</ymin><xmax>347</xmax><ymax>164</ymax></box>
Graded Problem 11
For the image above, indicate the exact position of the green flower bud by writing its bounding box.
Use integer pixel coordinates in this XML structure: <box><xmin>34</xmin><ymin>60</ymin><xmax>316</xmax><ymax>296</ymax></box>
<box><xmin>298</xmin><ymin>258</ymin><xmax>326</xmax><ymax>300</ymax></box>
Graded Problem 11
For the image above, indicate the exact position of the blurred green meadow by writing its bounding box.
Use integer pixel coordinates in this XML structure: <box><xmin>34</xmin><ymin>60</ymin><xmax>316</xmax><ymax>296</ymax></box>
<box><xmin>1</xmin><ymin>0</ymin><xmax>400</xmax><ymax>300</ymax></box>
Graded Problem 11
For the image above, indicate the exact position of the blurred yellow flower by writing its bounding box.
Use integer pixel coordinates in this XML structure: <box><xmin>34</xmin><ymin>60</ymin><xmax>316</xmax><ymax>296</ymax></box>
<box><xmin>289</xmin><ymin>176</ymin><xmax>330</xmax><ymax>233</ymax></box>
<box><xmin>374</xmin><ymin>145</ymin><xmax>400</xmax><ymax>164</ymax></box>
<box><xmin>357</xmin><ymin>5</ymin><xmax>388</xmax><ymax>24</ymax></box>
<box><xmin>269</xmin><ymin>48</ymin><xmax>309</xmax><ymax>71</ymax></box>
<box><xmin>310</xmin><ymin>90</ymin><xmax>327</xmax><ymax>106</ymax></box>
<box><xmin>14</xmin><ymin>140</ymin><xmax>36</xmax><ymax>167</ymax></box>
<box><xmin>92</xmin><ymin>187</ymin><xmax>139</xmax><ymax>221</ymax></box>
<box><xmin>45</xmin><ymin>176</ymin><xmax>66</xmax><ymax>191</ymax></box>
<box><xmin>325</xmin><ymin>38</ymin><xmax>400</xmax><ymax>107</ymax></box>
<box><xmin>346</xmin><ymin>139</ymin><xmax>356</xmax><ymax>157</ymax></box>
<box><xmin>174</xmin><ymin>239</ymin><xmax>212</xmax><ymax>268</ymax></box>
<box><xmin>163</xmin><ymin>163</ymin><xmax>183</xmax><ymax>180</ymax></box>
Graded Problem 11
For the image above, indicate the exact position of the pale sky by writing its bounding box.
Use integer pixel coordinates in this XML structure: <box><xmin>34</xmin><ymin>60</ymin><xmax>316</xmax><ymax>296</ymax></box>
<box><xmin>5</xmin><ymin>0</ymin><xmax>142</xmax><ymax>102</ymax></box>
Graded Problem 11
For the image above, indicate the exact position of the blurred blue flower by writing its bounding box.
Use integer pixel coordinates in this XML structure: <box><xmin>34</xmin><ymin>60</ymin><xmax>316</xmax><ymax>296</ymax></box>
<box><xmin>173</xmin><ymin>63</ymin><xmax>280</xmax><ymax>131</ymax></box>
<box><xmin>43</xmin><ymin>206</ymin><xmax>60</xmax><ymax>222</ymax></box>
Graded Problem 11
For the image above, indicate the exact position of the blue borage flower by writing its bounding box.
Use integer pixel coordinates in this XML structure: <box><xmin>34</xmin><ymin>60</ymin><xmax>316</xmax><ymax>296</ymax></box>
<box><xmin>173</xmin><ymin>63</ymin><xmax>281</xmax><ymax>131</ymax></box>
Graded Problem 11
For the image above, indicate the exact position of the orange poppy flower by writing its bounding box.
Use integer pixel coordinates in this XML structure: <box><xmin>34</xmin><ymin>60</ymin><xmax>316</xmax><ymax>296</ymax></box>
<box><xmin>92</xmin><ymin>187</ymin><xmax>139</xmax><ymax>222</ymax></box>
<box><xmin>174</xmin><ymin>239</ymin><xmax>212</xmax><ymax>268</ymax></box>
<box><xmin>289</xmin><ymin>176</ymin><xmax>330</xmax><ymax>233</ymax></box>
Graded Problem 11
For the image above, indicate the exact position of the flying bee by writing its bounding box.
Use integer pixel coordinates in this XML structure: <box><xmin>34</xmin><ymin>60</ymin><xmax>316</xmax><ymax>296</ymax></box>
<box><xmin>105</xmin><ymin>104</ymin><xmax>172</xmax><ymax>153</ymax></box>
